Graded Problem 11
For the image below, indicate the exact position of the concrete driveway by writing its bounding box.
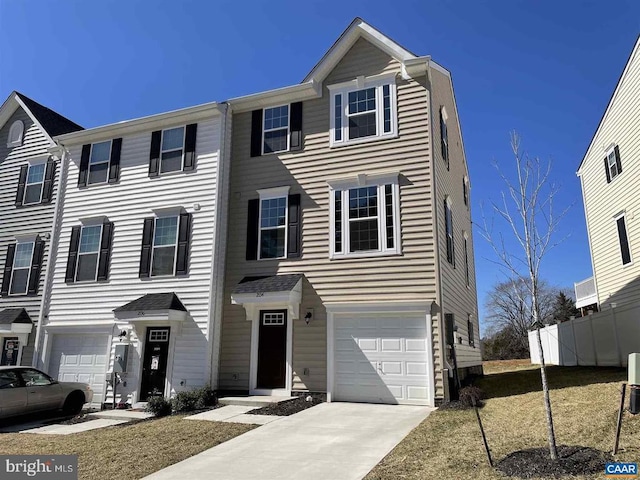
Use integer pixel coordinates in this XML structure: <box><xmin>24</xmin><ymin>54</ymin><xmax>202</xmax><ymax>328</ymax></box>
<box><xmin>144</xmin><ymin>402</ymin><xmax>433</xmax><ymax>480</ymax></box>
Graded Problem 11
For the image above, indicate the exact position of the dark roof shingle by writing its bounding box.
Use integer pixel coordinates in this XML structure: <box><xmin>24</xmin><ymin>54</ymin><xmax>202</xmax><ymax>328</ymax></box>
<box><xmin>0</xmin><ymin>308</ymin><xmax>32</xmax><ymax>325</ymax></box>
<box><xmin>16</xmin><ymin>92</ymin><xmax>83</xmax><ymax>137</ymax></box>
<box><xmin>113</xmin><ymin>293</ymin><xmax>187</xmax><ymax>313</ymax></box>
<box><xmin>233</xmin><ymin>274</ymin><xmax>304</xmax><ymax>295</ymax></box>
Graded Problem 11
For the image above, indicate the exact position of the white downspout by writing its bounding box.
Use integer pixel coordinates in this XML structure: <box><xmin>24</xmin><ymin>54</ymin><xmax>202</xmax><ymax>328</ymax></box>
<box><xmin>32</xmin><ymin>141</ymin><xmax>68</xmax><ymax>368</ymax></box>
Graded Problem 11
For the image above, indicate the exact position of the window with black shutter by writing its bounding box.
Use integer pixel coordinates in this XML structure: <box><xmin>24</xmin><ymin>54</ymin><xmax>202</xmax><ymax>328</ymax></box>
<box><xmin>445</xmin><ymin>198</ymin><xmax>454</xmax><ymax>266</ymax></box>
<box><xmin>441</xmin><ymin>107</ymin><xmax>449</xmax><ymax>170</ymax></box>
<box><xmin>616</xmin><ymin>214</ymin><xmax>632</xmax><ymax>265</ymax></box>
<box><xmin>468</xmin><ymin>315</ymin><xmax>475</xmax><ymax>348</ymax></box>
<box><xmin>65</xmin><ymin>221</ymin><xmax>115</xmax><ymax>283</ymax></box>
<box><xmin>78</xmin><ymin>140</ymin><xmax>122</xmax><ymax>187</ymax></box>
<box><xmin>17</xmin><ymin>161</ymin><xmax>53</xmax><ymax>206</ymax></box>
<box><xmin>148</xmin><ymin>125</ymin><xmax>197</xmax><ymax>177</ymax></box>
<box><xmin>140</xmin><ymin>213</ymin><xmax>191</xmax><ymax>277</ymax></box>
<box><xmin>604</xmin><ymin>145</ymin><xmax>622</xmax><ymax>183</ymax></box>
<box><xmin>1</xmin><ymin>237</ymin><xmax>44</xmax><ymax>296</ymax></box>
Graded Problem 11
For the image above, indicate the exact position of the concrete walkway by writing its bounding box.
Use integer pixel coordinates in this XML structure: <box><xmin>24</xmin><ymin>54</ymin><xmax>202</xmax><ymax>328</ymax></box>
<box><xmin>144</xmin><ymin>402</ymin><xmax>433</xmax><ymax>480</ymax></box>
<box><xmin>185</xmin><ymin>405</ymin><xmax>284</xmax><ymax>425</ymax></box>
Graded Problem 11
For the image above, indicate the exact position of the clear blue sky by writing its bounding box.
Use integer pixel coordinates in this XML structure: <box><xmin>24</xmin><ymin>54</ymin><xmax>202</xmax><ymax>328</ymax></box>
<box><xmin>1</xmin><ymin>1</ymin><xmax>639</xmax><ymax>334</ymax></box>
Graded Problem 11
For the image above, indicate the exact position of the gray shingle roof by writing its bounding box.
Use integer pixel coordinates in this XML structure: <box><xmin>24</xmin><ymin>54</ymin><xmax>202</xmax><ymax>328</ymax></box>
<box><xmin>233</xmin><ymin>274</ymin><xmax>304</xmax><ymax>294</ymax></box>
<box><xmin>0</xmin><ymin>308</ymin><xmax>32</xmax><ymax>325</ymax></box>
<box><xmin>16</xmin><ymin>92</ymin><xmax>83</xmax><ymax>137</ymax></box>
<box><xmin>113</xmin><ymin>293</ymin><xmax>187</xmax><ymax>313</ymax></box>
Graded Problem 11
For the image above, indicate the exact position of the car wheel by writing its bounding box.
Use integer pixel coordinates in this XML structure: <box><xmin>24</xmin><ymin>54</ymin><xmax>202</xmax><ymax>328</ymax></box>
<box><xmin>62</xmin><ymin>391</ymin><xmax>85</xmax><ymax>416</ymax></box>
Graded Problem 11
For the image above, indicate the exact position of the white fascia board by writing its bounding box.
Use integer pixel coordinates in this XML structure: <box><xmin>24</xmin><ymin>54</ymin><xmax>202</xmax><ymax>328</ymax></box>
<box><xmin>228</xmin><ymin>81</ymin><xmax>320</xmax><ymax>113</ymax></box>
<box><xmin>55</xmin><ymin>102</ymin><xmax>223</xmax><ymax>145</ymax></box>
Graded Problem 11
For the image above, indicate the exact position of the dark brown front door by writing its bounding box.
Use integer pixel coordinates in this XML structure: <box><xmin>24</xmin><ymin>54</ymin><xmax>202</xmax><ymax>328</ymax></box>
<box><xmin>257</xmin><ymin>310</ymin><xmax>287</xmax><ymax>389</ymax></box>
<box><xmin>140</xmin><ymin>327</ymin><xmax>170</xmax><ymax>401</ymax></box>
<box><xmin>1</xmin><ymin>337</ymin><xmax>19</xmax><ymax>366</ymax></box>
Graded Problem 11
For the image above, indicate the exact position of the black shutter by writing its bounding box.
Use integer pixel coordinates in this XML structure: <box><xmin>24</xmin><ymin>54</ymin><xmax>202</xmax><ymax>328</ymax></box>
<box><xmin>41</xmin><ymin>158</ymin><xmax>56</xmax><ymax>204</ymax></box>
<box><xmin>604</xmin><ymin>157</ymin><xmax>611</xmax><ymax>183</ymax></box>
<box><xmin>15</xmin><ymin>165</ymin><xmax>28</xmax><ymax>207</ymax></box>
<box><xmin>246</xmin><ymin>199</ymin><xmax>259</xmax><ymax>260</ymax></box>
<box><xmin>149</xmin><ymin>131</ymin><xmax>162</xmax><ymax>177</ymax></box>
<box><xmin>78</xmin><ymin>144</ymin><xmax>91</xmax><ymax>187</ymax></box>
<box><xmin>287</xmin><ymin>194</ymin><xmax>301</xmax><ymax>258</ymax></box>
<box><xmin>139</xmin><ymin>218</ymin><xmax>155</xmax><ymax>278</ymax></box>
<box><xmin>250</xmin><ymin>109</ymin><xmax>263</xmax><ymax>157</ymax></box>
<box><xmin>183</xmin><ymin>124</ymin><xmax>198</xmax><ymax>171</ymax></box>
<box><xmin>27</xmin><ymin>237</ymin><xmax>44</xmax><ymax>295</ymax></box>
<box><xmin>615</xmin><ymin>145</ymin><xmax>622</xmax><ymax>175</ymax></box>
<box><xmin>97</xmin><ymin>221</ymin><xmax>114</xmax><ymax>281</ymax></box>
<box><xmin>1</xmin><ymin>244</ymin><xmax>16</xmax><ymax>296</ymax></box>
<box><xmin>108</xmin><ymin>138</ymin><xmax>122</xmax><ymax>183</ymax></box>
<box><xmin>65</xmin><ymin>226</ymin><xmax>81</xmax><ymax>283</ymax></box>
<box><xmin>175</xmin><ymin>212</ymin><xmax>192</xmax><ymax>275</ymax></box>
<box><xmin>290</xmin><ymin>102</ymin><xmax>303</xmax><ymax>151</ymax></box>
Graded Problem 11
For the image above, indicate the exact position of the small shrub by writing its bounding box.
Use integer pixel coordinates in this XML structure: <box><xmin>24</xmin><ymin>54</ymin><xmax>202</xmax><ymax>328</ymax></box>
<box><xmin>195</xmin><ymin>386</ymin><xmax>217</xmax><ymax>407</ymax></box>
<box><xmin>171</xmin><ymin>390</ymin><xmax>200</xmax><ymax>412</ymax></box>
<box><xmin>458</xmin><ymin>385</ymin><xmax>485</xmax><ymax>407</ymax></box>
<box><xmin>145</xmin><ymin>396</ymin><xmax>172</xmax><ymax>417</ymax></box>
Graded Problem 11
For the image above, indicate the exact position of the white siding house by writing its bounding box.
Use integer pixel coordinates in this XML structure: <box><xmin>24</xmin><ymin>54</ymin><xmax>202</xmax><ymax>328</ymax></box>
<box><xmin>37</xmin><ymin>102</ymin><xmax>229</xmax><ymax>406</ymax></box>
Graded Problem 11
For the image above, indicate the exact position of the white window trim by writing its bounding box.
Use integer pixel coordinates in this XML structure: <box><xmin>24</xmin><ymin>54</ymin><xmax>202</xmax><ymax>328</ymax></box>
<box><xmin>151</xmin><ymin>215</ymin><xmax>179</xmax><ymax>277</ymax></box>
<box><xmin>257</xmin><ymin>186</ymin><xmax>290</xmax><ymax>260</ymax></box>
<box><xmin>614</xmin><ymin>212</ymin><xmax>633</xmax><ymax>267</ymax></box>
<box><xmin>328</xmin><ymin>73</ymin><xmax>398</xmax><ymax>148</ymax></box>
<box><xmin>160</xmin><ymin>126</ymin><xmax>186</xmax><ymax>174</ymax></box>
<box><xmin>262</xmin><ymin>104</ymin><xmax>290</xmax><ymax>155</ymax></box>
<box><xmin>7</xmin><ymin>120</ymin><xmax>24</xmax><ymax>148</ymax></box>
<box><xmin>606</xmin><ymin>144</ymin><xmax>620</xmax><ymax>181</ymax></box>
<box><xmin>328</xmin><ymin>173</ymin><xmax>401</xmax><ymax>259</ymax></box>
<box><xmin>9</xmin><ymin>241</ymin><xmax>34</xmax><ymax>296</ymax></box>
<box><xmin>22</xmin><ymin>162</ymin><xmax>46</xmax><ymax>206</ymax></box>
<box><xmin>88</xmin><ymin>140</ymin><xmax>112</xmax><ymax>186</ymax></box>
<box><xmin>75</xmin><ymin>224</ymin><xmax>103</xmax><ymax>283</ymax></box>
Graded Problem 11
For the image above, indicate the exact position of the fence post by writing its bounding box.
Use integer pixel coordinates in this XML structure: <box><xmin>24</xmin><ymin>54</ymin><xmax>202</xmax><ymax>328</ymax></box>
<box><xmin>571</xmin><ymin>319</ymin><xmax>579</xmax><ymax>366</ymax></box>
<box><xmin>610</xmin><ymin>305</ymin><xmax>623</xmax><ymax>367</ymax></box>
<box><xmin>589</xmin><ymin>315</ymin><xmax>599</xmax><ymax>366</ymax></box>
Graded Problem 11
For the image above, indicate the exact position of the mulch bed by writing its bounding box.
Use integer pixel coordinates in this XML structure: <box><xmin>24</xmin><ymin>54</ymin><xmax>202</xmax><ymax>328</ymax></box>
<box><xmin>496</xmin><ymin>445</ymin><xmax>611</xmax><ymax>478</ymax></box>
<box><xmin>248</xmin><ymin>393</ymin><xmax>325</xmax><ymax>416</ymax></box>
<box><xmin>438</xmin><ymin>400</ymin><xmax>484</xmax><ymax>410</ymax></box>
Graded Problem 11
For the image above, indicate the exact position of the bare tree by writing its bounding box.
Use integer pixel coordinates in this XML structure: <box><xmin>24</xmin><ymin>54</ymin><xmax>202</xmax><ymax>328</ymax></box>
<box><xmin>479</xmin><ymin>132</ymin><xmax>570</xmax><ymax>460</ymax></box>
<box><xmin>485</xmin><ymin>277</ymin><xmax>556</xmax><ymax>354</ymax></box>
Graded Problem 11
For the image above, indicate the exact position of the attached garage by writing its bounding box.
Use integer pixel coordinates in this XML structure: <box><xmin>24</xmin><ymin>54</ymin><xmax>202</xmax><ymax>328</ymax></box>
<box><xmin>329</xmin><ymin>304</ymin><xmax>433</xmax><ymax>406</ymax></box>
<box><xmin>48</xmin><ymin>334</ymin><xmax>109</xmax><ymax>406</ymax></box>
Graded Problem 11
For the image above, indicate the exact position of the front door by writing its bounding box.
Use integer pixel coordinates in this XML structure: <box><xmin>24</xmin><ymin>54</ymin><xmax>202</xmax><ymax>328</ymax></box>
<box><xmin>256</xmin><ymin>310</ymin><xmax>287</xmax><ymax>389</ymax></box>
<box><xmin>140</xmin><ymin>327</ymin><xmax>170</xmax><ymax>401</ymax></box>
<box><xmin>1</xmin><ymin>337</ymin><xmax>19</xmax><ymax>366</ymax></box>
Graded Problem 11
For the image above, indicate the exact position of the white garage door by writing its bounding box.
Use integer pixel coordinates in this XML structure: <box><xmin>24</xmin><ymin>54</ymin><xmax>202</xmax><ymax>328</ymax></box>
<box><xmin>334</xmin><ymin>315</ymin><xmax>430</xmax><ymax>405</ymax></box>
<box><xmin>48</xmin><ymin>334</ymin><xmax>109</xmax><ymax>406</ymax></box>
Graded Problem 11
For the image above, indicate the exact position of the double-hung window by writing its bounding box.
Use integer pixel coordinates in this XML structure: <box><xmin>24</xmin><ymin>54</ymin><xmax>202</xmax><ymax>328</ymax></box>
<box><xmin>66</xmin><ymin>220</ymin><xmax>114</xmax><ymax>283</ymax></box>
<box><xmin>329</xmin><ymin>174</ymin><xmax>400</xmax><ymax>258</ymax></box>
<box><xmin>329</xmin><ymin>74</ymin><xmax>397</xmax><ymax>147</ymax></box>
<box><xmin>160</xmin><ymin>127</ymin><xmax>185</xmax><ymax>173</ymax></box>
<box><xmin>88</xmin><ymin>141</ymin><xmax>112</xmax><ymax>185</ymax></box>
<box><xmin>9</xmin><ymin>242</ymin><xmax>33</xmax><ymax>295</ymax></box>
<box><xmin>615</xmin><ymin>213</ymin><xmax>632</xmax><ymax>265</ymax></box>
<box><xmin>139</xmin><ymin>212</ymin><xmax>191</xmax><ymax>278</ymax></box>
<box><xmin>2</xmin><ymin>237</ymin><xmax>44</xmax><ymax>296</ymax></box>
<box><xmin>263</xmin><ymin>106</ymin><xmax>289</xmax><ymax>154</ymax></box>
<box><xmin>468</xmin><ymin>315</ymin><xmax>475</xmax><ymax>348</ymax></box>
<box><xmin>445</xmin><ymin>198</ymin><xmax>454</xmax><ymax>265</ymax></box>
<box><xmin>76</xmin><ymin>225</ymin><xmax>102</xmax><ymax>281</ymax></box>
<box><xmin>152</xmin><ymin>216</ymin><xmax>179</xmax><ymax>276</ymax></box>
<box><xmin>440</xmin><ymin>107</ymin><xmax>449</xmax><ymax>169</ymax></box>
<box><xmin>604</xmin><ymin>145</ymin><xmax>622</xmax><ymax>183</ymax></box>
<box><xmin>463</xmin><ymin>232</ymin><xmax>470</xmax><ymax>286</ymax></box>
<box><xmin>23</xmin><ymin>164</ymin><xmax>45</xmax><ymax>205</ymax></box>
<box><xmin>258</xmin><ymin>187</ymin><xmax>289</xmax><ymax>259</ymax></box>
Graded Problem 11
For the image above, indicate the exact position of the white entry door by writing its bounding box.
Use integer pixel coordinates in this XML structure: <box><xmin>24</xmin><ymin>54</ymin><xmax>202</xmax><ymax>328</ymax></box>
<box><xmin>48</xmin><ymin>334</ymin><xmax>109</xmax><ymax>406</ymax></box>
<box><xmin>334</xmin><ymin>314</ymin><xmax>430</xmax><ymax>405</ymax></box>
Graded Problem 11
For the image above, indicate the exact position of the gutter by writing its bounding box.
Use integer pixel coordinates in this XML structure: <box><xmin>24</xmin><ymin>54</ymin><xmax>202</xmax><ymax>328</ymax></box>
<box><xmin>32</xmin><ymin>140</ymin><xmax>68</xmax><ymax>368</ymax></box>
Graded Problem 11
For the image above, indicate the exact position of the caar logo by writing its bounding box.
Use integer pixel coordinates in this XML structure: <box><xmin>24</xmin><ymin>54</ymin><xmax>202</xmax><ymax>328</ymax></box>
<box><xmin>606</xmin><ymin>462</ymin><xmax>638</xmax><ymax>478</ymax></box>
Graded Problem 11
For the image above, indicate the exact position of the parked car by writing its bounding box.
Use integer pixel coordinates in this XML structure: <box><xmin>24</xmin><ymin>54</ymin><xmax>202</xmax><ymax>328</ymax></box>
<box><xmin>0</xmin><ymin>366</ymin><xmax>93</xmax><ymax>419</ymax></box>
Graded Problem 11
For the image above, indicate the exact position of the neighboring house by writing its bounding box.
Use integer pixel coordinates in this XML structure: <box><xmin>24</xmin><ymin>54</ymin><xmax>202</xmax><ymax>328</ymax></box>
<box><xmin>219</xmin><ymin>18</ymin><xmax>481</xmax><ymax>406</ymax></box>
<box><xmin>0</xmin><ymin>92</ymin><xmax>82</xmax><ymax>367</ymax></box>
<box><xmin>35</xmin><ymin>102</ymin><xmax>230</xmax><ymax>406</ymax></box>
<box><xmin>575</xmin><ymin>36</ymin><xmax>640</xmax><ymax>313</ymax></box>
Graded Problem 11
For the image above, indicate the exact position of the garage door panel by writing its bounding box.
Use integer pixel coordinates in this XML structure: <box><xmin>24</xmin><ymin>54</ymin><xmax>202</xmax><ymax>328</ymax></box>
<box><xmin>406</xmin><ymin>338</ymin><xmax>427</xmax><ymax>352</ymax></box>
<box><xmin>381</xmin><ymin>338</ymin><xmax>401</xmax><ymax>352</ymax></box>
<box><xmin>382</xmin><ymin>361</ymin><xmax>402</xmax><ymax>375</ymax></box>
<box><xmin>406</xmin><ymin>362</ymin><xmax>427</xmax><ymax>375</ymax></box>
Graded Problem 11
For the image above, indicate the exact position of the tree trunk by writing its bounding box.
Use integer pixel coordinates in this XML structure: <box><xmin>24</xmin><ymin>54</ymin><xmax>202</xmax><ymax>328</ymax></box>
<box><xmin>536</xmin><ymin>325</ymin><xmax>558</xmax><ymax>459</ymax></box>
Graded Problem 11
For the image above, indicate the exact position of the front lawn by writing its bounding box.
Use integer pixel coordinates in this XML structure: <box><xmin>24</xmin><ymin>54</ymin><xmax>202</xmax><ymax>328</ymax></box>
<box><xmin>0</xmin><ymin>415</ymin><xmax>254</xmax><ymax>480</ymax></box>
<box><xmin>366</xmin><ymin>362</ymin><xmax>640</xmax><ymax>480</ymax></box>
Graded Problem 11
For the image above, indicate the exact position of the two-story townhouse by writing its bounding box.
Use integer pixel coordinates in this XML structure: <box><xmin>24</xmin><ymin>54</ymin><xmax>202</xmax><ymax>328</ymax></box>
<box><xmin>575</xmin><ymin>36</ymin><xmax>640</xmax><ymax>313</ymax></box>
<box><xmin>0</xmin><ymin>92</ymin><xmax>82</xmax><ymax>367</ymax></box>
<box><xmin>218</xmin><ymin>18</ymin><xmax>481</xmax><ymax>406</ymax></box>
<box><xmin>35</xmin><ymin>102</ymin><xmax>230</xmax><ymax>407</ymax></box>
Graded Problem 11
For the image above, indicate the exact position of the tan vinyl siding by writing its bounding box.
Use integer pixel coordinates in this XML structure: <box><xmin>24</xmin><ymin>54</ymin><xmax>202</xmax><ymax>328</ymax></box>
<box><xmin>430</xmin><ymin>69</ymin><xmax>482</xmax><ymax>371</ymax></box>
<box><xmin>0</xmin><ymin>106</ymin><xmax>56</xmax><ymax>365</ymax></box>
<box><xmin>580</xmin><ymin>41</ymin><xmax>640</xmax><ymax>308</ymax></box>
<box><xmin>220</xmin><ymin>38</ymin><xmax>441</xmax><ymax>395</ymax></box>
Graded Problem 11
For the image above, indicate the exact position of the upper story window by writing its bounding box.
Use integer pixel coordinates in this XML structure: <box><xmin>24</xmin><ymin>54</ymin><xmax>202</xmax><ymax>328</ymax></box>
<box><xmin>463</xmin><ymin>176</ymin><xmax>469</xmax><ymax>207</ymax></box>
<box><xmin>76</xmin><ymin>225</ymin><xmax>102</xmax><ymax>281</ymax></box>
<box><xmin>23</xmin><ymin>163</ymin><xmax>45</xmax><ymax>205</ymax></box>
<box><xmin>65</xmin><ymin>220</ymin><xmax>114</xmax><ymax>283</ymax></box>
<box><xmin>79</xmin><ymin>139</ymin><xmax>122</xmax><ymax>187</ymax></box>
<box><xmin>440</xmin><ymin>107</ymin><xmax>449</xmax><ymax>170</ymax></box>
<box><xmin>246</xmin><ymin>187</ymin><xmax>301</xmax><ymax>261</ymax></box>
<box><xmin>263</xmin><ymin>105</ymin><xmax>289</xmax><ymax>154</ymax></box>
<box><xmin>329</xmin><ymin>173</ymin><xmax>401</xmax><ymax>259</ymax></box>
<box><xmin>139</xmin><ymin>211</ymin><xmax>192</xmax><ymax>278</ymax></box>
<box><xmin>329</xmin><ymin>74</ymin><xmax>397</xmax><ymax>147</ymax></box>
<box><xmin>148</xmin><ymin>125</ymin><xmax>197</xmax><ymax>177</ymax></box>
<box><xmin>445</xmin><ymin>197</ymin><xmax>454</xmax><ymax>266</ymax></box>
<box><xmin>1</xmin><ymin>236</ymin><xmax>44</xmax><ymax>297</ymax></box>
<box><xmin>7</xmin><ymin>120</ymin><xmax>24</xmax><ymax>148</ymax></box>
<box><xmin>463</xmin><ymin>232</ymin><xmax>470</xmax><ymax>286</ymax></box>
<box><xmin>615</xmin><ymin>213</ymin><xmax>632</xmax><ymax>265</ymax></box>
<box><xmin>604</xmin><ymin>145</ymin><xmax>622</xmax><ymax>183</ymax></box>
<box><xmin>468</xmin><ymin>314</ymin><xmax>475</xmax><ymax>348</ymax></box>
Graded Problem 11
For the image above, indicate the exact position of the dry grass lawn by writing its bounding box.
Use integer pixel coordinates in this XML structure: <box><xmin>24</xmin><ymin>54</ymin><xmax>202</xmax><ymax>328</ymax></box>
<box><xmin>367</xmin><ymin>361</ymin><xmax>640</xmax><ymax>480</ymax></box>
<box><xmin>0</xmin><ymin>415</ymin><xmax>254</xmax><ymax>480</ymax></box>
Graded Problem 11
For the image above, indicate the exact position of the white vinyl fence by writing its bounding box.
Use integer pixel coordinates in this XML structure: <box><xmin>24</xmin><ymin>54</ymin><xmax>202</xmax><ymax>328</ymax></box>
<box><xmin>529</xmin><ymin>302</ymin><xmax>640</xmax><ymax>367</ymax></box>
